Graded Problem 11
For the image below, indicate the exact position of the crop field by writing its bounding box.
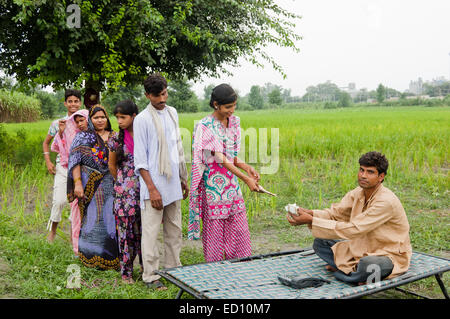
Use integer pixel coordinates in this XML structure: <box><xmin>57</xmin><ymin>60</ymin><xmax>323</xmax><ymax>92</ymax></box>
<box><xmin>0</xmin><ymin>106</ymin><xmax>448</xmax><ymax>299</ymax></box>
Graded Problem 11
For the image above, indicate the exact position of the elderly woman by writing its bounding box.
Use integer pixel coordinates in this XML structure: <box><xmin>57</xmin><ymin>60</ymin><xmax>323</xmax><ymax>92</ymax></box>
<box><xmin>67</xmin><ymin>105</ymin><xmax>119</xmax><ymax>270</ymax></box>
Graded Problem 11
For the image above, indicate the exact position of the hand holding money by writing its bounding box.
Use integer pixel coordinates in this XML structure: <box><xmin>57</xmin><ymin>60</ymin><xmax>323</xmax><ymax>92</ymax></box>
<box><xmin>257</xmin><ymin>184</ymin><xmax>277</xmax><ymax>197</ymax></box>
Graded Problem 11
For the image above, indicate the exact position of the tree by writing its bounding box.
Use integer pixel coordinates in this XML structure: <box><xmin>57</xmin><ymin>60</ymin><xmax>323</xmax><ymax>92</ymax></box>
<box><xmin>302</xmin><ymin>81</ymin><xmax>341</xmax><ymax>102</ymax></box>
<box><xmin>0</xmin><ymin>1</ymin><xmax>301</xmax><ymax>92</ymax></box>
<box><xmin>338</xmin><ymin>91</ymin><xmax>352</xmax><ymax>108</ymax></box>
<box><xmin>248</xmin><ymin>85</ymin><xmax>264</xmax><ymax>109</ymax></box>
<box><xmin>199</xmin><ymin>83</ymin><xmax>215</xmax><ymax>111</ymax></box>
<box><xmin>268</xmin><ymin>87</ymin><xmax>282</xmax><ymax>106</ymax></box>
<box><xmin>281</xmin><ymin>88</ymin><xmax>293</xmax><ymax>103</ymax></box>
<box><xmin>376</xmin><ymin>84</ymin><xmax>386</xmax><ymax>103</ymax></box>
<box><xmin>0</xmin><ymin>73</ymin><xmax>14</xmax><ymax>90</ymax></box>
<box><xmin>260</xmin><ymin>82</ymin><xmax>281</xmax><ymax>102</ymax></box>
<box><xmin>101</xmin><ymin>85</ymin><xmax>144</xmax><ymax>114</ymax></box>
<box><xmin>203</xmin><ymin>84</ymin><xmax>215</xmax><ymax>102</ymax></box>
<box><xmin>35</xmin><ymin>90</ymin><xmax>59</xmax><ymax>119</ymax></box>
<box><xmin>167</xmin><ymin>78</ymin><xmax>199</xmax><ymax>113</ymax></box>
<box><xmin>423</xmin><ymin>81</ymin><xmax>450</xmax><ymax>97</ymax></box>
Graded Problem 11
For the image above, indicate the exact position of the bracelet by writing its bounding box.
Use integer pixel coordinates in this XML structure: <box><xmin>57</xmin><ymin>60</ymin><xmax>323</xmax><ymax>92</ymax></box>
<box><xmin>43</xmin><ymin>152</ymin><xmax>50</xmax><ymax>155</ymax></box>
<box><xmin>74</xmin><ymin>177</ymin><xmax>82</xmax><ymax>183</ymax></box>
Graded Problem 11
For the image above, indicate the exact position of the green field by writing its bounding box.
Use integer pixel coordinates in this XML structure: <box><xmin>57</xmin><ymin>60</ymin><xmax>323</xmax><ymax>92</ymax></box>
<box><xmin>0</xmin><ymin>106</ymin><xmax>449</xmax><ymax>299</ymax></box>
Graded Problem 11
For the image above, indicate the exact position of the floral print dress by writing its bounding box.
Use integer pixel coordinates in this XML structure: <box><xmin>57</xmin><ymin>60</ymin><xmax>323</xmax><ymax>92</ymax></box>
<box><xmin>188</xmin><ymin>114</ymin><xmax>252</xmax><ymax>262</ymax></box>
<box><xmin>108</xmin><ymin>131</ymin><xmax>142</xmax><ymax>279</ymax></box>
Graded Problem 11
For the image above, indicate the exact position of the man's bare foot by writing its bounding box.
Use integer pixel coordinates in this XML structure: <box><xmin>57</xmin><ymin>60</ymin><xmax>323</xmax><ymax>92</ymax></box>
<box><xmin>325</xmin><ymin>265</ymin><xmax>337</xmax><ymax>272</ymax></box>
<box><xmin>47</xmin><ymin>222</ymin><xmax>58</xmax><ymax>243</ymax></box>
<box><xmin>47</xmin><ymin>231</ymin><xmax>56</xmax><ymax>243</ymax></box>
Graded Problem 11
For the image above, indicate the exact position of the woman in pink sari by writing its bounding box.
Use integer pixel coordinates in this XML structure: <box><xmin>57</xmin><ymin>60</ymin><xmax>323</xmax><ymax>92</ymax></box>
<box><xmin>189</xmin><ymin>84</ymin><xmax>260</xmax><ymax>262</ymax></box>
<box><xmin>51</xmin><ymin>109</ymin><xmax>89</xmax><ymax>255</ymax></box>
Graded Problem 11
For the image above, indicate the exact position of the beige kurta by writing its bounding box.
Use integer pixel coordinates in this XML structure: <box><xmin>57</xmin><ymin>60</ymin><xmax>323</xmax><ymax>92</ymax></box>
<box><xmin>311</xmin><ymin>184</ymin><xmax>411</xmax><ymax>278</ymax></box>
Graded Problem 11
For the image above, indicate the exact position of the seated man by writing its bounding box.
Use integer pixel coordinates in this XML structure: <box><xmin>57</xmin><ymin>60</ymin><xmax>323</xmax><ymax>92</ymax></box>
<box><xmin>287</xmin><ymin>151</ymin><xmax>411</xmax><ymax>285</ymax></box>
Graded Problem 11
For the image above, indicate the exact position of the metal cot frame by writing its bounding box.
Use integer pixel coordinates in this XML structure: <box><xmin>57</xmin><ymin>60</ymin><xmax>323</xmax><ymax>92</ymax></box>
<box><xmin>156</xmin><ymin>249</ymin><xmax>449</xmax><ymax>299</ymax></box>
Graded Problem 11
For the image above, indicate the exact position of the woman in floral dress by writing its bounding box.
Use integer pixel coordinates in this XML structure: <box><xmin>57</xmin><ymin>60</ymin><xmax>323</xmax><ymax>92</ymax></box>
<box><xmin>108</xmin><ymin>100</ymin><xmax>142</xmax><ymax>284</ymax></box>
<box><xmin>188</xmin><ymin>84</ymin><xmax>261</xmax><ymax>262</ymax></box>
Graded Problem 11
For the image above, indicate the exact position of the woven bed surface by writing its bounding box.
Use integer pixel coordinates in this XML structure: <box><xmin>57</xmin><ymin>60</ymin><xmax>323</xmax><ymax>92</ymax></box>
<box><xmin>165</xmin><ymin>250</ymin><xmax>450</xmax><ymax>299</ymax></box>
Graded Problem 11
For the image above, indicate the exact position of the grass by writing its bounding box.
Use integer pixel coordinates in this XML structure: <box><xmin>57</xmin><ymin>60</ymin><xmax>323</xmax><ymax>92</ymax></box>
<box><xmin>0</xmin><ymin>106</ymin><xmax>448</xmax><ymax>299</ymax></box>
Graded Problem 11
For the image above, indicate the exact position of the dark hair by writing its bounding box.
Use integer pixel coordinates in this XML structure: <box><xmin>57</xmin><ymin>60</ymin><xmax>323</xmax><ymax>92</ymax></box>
<box><xmin>113</xmin><ymin>99</ymin><xmax>139</xmax><ymax>116</ymax></box>
<box><xmin>83</xmin><ymin>88</ymin><xmax>100</xmax><ymax>109</ymax></box>
<box><xmin>73</xmin><ymin>114</ymin><xmax>85</xmax><ymax>121</ymax></box>
<box><xmin>209</xmin><ymin>83</ymin><xmax>237</xmax><ymax>109</ymax></box>
<box><xmin>64</xmin><ymin>89</ymin><xmax>81</xmax><ymax>101</ymax></box>
<box><xmin>113</xmin><ymin>100</ymin><xmax>138</xmax><ymax>165</ymax></box>
<box><xmin>359</xmin><ymin>151</ymin><xmax>389</xmax><ymax>178</ymax></box>
<box><xmin>143</xmin><ymin>73</ymin><xmax>167</xmax><ymax>95</ymax></box>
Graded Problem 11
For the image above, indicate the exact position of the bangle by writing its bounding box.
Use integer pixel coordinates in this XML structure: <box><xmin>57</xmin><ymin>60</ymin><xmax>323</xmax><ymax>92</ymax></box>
<box><xmin>43</xmin><ymin>152</ymin><xmax>50</xmax><ymax>155</ymax></box>
<box><xmin>74</xmin><ymin>177</ymin><xmax>81</xmax><ymax>183</ymax></box>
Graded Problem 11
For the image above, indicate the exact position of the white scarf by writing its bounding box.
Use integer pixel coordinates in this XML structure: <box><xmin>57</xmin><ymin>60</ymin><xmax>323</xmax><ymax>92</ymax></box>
<box><xmin>147</xmin><ymin>103</ymin><xmax>187</xmax><ymax>183</ymax></box>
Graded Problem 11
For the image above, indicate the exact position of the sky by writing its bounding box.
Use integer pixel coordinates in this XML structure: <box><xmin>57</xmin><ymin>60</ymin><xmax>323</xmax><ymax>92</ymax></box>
<box><xmin>191</xmin><ymin>0</ymin><xmax>450</xmax><ymax>98</ymax></box>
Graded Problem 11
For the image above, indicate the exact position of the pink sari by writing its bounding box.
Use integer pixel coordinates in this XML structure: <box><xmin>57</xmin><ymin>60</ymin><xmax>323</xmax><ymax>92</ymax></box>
<box><xmin>51</xmin><ymin>109</ymin><xmax>89</xmax><ymax>254</ymax></box>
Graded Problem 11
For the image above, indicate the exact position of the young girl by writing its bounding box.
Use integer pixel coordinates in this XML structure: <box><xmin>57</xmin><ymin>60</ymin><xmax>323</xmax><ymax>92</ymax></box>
<box><xmin>188</xmin><ymin>84</ymin><xmax>260</xmax><ymax>262</ymax></box>
<box><xmin>108</xmin><ymin>100</ymin><xmax>142</xmax><ymax>284</ymax></box>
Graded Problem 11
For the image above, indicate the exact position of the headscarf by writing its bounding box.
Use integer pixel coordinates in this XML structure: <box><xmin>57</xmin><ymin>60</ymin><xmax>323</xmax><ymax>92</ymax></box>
<box><xmin>68</xmin><ymin>109</ymin><xmax>89</xmax><ymax>137</ymax></box>
<box><xmin>88</xmin><ymin>104</ymin><xmax>112</xmax><ymax>133</ymax></box>
<box><xmin>51</xmin><ymin>109</ymin><xmax>89</xmax><ymax>168</ymax></box>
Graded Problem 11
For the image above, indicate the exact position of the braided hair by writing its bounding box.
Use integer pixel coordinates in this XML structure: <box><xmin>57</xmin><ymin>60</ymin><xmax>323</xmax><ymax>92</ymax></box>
<box><xmin>113</xmin><ymin>99</ymin><xmax>138</xmax><ymax>165</ymax></box>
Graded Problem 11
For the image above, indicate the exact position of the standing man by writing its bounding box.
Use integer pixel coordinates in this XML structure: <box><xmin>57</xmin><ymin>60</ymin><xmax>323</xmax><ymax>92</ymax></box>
<box><xmin>134</xmin><ymin>73</ymin><xmax>188</xmax><ymax>290</ymax></box>
<box><xmin>287</xmin><ymin>151</ymin><xmax>411</xmax><ymax>285</ymax></box>
<box><xmin>43</xmin><ymin>89</ymin><xmax>82</xmax><ymax>242</ymax></box>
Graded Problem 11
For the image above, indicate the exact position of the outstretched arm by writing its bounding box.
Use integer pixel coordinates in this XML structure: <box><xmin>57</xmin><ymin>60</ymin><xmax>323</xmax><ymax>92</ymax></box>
<box><xmin>234</xmin><ymin>156</ymin><xmax>260</xmax><ymax>182</ymax></box>
<box><xmin>214</xmin><ymin>152</ymin><xmax>259</xmax><ymax>192</ymax></box>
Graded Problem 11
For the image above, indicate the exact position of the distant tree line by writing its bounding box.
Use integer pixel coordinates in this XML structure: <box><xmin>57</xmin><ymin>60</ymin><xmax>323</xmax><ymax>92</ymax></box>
<box><xmin>2</xmin><ymin>72</ymin><xmax>449</xmax><ymax>119</ymax></box>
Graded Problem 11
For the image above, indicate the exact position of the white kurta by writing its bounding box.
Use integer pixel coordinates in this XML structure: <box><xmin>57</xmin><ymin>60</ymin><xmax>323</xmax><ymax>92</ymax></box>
<box><xmin>133</xmin><ymin>105</ymin><xmax>182</xmax><ymax>209</ymax></box>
